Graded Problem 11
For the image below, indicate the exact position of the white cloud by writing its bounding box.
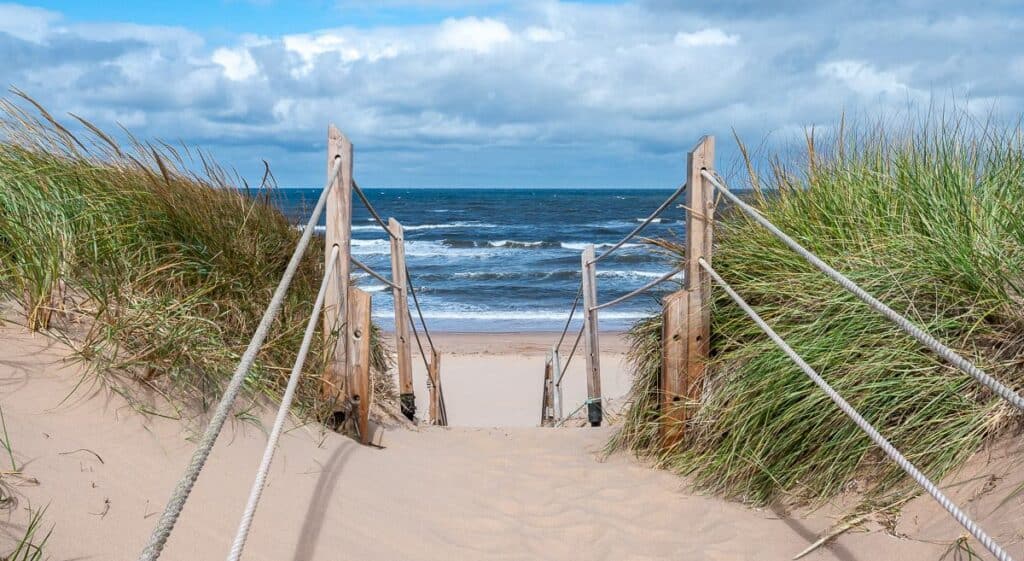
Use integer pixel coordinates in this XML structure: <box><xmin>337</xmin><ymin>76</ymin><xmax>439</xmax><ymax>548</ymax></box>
<box><xmin>674</xmin><ymin>28</ymin><xmax>739</xmax><ymax>47</ymax></box>
<box><xmin>524</xmin><ymin>26</ymin><xmax>565</xmax><ymax>43</ymax></box>
<box><xmin>818</xmin><ymin>59</ymin><xmax>920</xmax><ymax>99</ymax></box>
<box><xmin>435</xmin><ymin>17</ymin><xmax>512</xmax><ymax>53</ymax></box>
<box><xmin>212</xmin><ymin>47</ymin><xmax>260</xmax><ymax>80</ymax></box>
<box><xmin>0</xmin><ymin>3</ymin><xmax>60</xmax><ymax>42</ymax></box>
<box><xmin>0</xmin><ymin>2</ymin><xmax>1020</xmax><ymax>187</ymax></box>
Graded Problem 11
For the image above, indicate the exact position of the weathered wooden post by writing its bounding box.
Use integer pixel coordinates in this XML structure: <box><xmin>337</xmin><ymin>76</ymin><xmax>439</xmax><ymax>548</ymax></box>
<box><xmin>541</xmin><ymin>355</ymin><xmax>555</xmax><ymax>426</ymax></box>
<box><xmin>661</xmin><ymin>135</ymin><xmax>715</xmax><ymax>445</ymax></box>
<box><xmin>428</xmin><ymin>350</ymin><xmax>446</xmax><ymax>426</ymax></box>
<box><xmin>388</xmin><ymin>218</ymin><xmax>415</xmax><ymax>421</ymax></box>
<box><xmin>322</xmin><ymin>125</ymin><xmax>353</xmax><ymax>420</ymax></box>
<box><xmin>347</xmin><ymin>287</ymin><xmax>372</xmax><ymax>444</ymax></box>
<box><xmin>551</xmin><ymin>345</ymin><xmax>563</xmax><ymax>423</ymax></box>
<box><xmin>581</xmin><ymin>244</ymin><xmax>602</xmax><ymax>427</ymax></box>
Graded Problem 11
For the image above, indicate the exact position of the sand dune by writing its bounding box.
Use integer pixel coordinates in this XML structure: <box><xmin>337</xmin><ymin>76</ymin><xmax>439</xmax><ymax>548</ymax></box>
<box><xmin>1</xmin><ymin>323</ymin><xmax>1021</xmax><ymax>561</ymax></box>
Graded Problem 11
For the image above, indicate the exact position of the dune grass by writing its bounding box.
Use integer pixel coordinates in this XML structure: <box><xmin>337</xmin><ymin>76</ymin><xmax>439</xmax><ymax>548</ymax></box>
<box><xmin>609</xmin><ymin>113</ymin><xmax>1024</xmax><ymax>506</ymax></box>
<box><xmin>0</xmin><ymin>92</ymin><xmax>395</xmax><ymax>422</ymax></box>
<box><xmin>1</xmin><ymin>505</ymin><xmax>52</xmax><ymax>561</ymax></box>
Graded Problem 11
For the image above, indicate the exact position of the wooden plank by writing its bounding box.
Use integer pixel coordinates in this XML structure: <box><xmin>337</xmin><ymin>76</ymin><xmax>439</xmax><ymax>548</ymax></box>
<box><xmin>580</xmin><ymin>244</ymin><xmax>602</xmax><ymax>427</ymax></box>
<box><xmin>660</xmin><ymin>289</ymin><xmax>688</xmax><ymax>446</ymax></box>
<box><xmin>388</xmin><ymin>218</ymin><xmax>415</xmax><ymax>421</ymax></box>
<box><xmin>346</xmin><ymin>287</ymin><xmax>372</xmax><ymax>444</ymax></box>
<box><xmin>322</xmin><ymin>124</ymin><xmax>354</xmax><ymax>411</ymax></box>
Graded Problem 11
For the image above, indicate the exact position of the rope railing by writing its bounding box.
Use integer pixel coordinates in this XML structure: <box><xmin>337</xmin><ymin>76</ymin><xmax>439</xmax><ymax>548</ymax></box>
<box><xmin>226</xmin><ymin>245</ymin><xmax>340</xmax><ymax>561</ymax></box>
<box><xmin>406</xmin><ymin>266</ymin><xmax>436</xmax><ymax>356</ymax></box>
<box><xmin>351</xmin><ymin>255</ymin><xmax>400</xmax><ymax>290</ymax></box>
<box><xmin>405</xmin><ymin>265</ymin><xmax>446</xmax><ymax>425</ymax></box>
<box><xmin>590</xmin><ymin>181</ymin><xmax>687</xmax><ymax>265</ymax></box>
<box><xmin>698</xmin><ymin>257</ymin><xmax>1014</xmax><ymax>561</ymax></box>
<box><xmin>556</xmin><ymin>324</ymin><xmax>585</xmax><ymax>387</ymax></box>
<box><xmin>544</xmin><ymin>181</ymin><xmax>689</xmax><ymax>427</ymax></box>
<box><xmin>554</xmin><ymin>398</ymin><xmax>601</xmax><ymax>427</ymax></box>
<box><xmin>590</xmin><ymin>267</ymin><xmax>683</xmax><ymax>312</ymax></box>
<box><xmin>555</xmin><ymin>282</ymin><xmax>583</xmax><ymax>351</ymax></box>
<box><xmin>137</xmin><ymin>157</ymin><xmax>344</xmax><ymax>561</ymax></box>
<box><xmin>352</xmin><ymin>179</ymin><xmax>396</xmax><ymax>239</ymax></box>
<box><xmin>349</xmin><ymin>177</ymin><xmax>445</xmax><ymax>425</ymax></box>
<box><xmin>701</xmin><ymin>170</ymin><xmax>1024</xmax><ymax>412</ymax></box>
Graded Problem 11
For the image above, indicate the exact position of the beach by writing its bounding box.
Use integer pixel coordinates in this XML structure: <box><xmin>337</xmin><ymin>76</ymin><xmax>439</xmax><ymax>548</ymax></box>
<box><xmin>405</xmin><ymin>331</ymin><xmax>630</xmax><ymax>427</ymax></box>
<box><xmin>3</xmin><ymin>321</ymin><xmax>1022</xmax><ymax>561</ymax></box>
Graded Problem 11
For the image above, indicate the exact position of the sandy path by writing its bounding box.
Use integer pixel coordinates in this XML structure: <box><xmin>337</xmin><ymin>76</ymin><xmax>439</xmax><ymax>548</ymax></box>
<box><xmin>1</xmin><ymin>324</ymin><xmax>1021</xmax><ymax>561</ymax></box>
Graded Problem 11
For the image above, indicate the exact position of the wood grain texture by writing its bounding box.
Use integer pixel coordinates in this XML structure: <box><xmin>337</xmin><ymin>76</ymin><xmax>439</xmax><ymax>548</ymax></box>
<box><xmin>389</xmin><ymin>218</ymin><xmax>415</xmax><ymax>420</ymax></box>
<box><xmin>667</xmin><ymin>135</ymin><xmax>715</xmax><ymax>442</ymax></box>
<box><xmin>346</xmin><ymin>287</ymin><xmax>372</xmax><ymax>444</ymax></box>
<box><xmin>322</xmin><ymin>124</ymin><xmax>353</xmax><ymax>409</ymax></box>
<box><xmin>661</xmin><ymin>289</ymin><xmax>688</xmax><ymax>445</ymax></box>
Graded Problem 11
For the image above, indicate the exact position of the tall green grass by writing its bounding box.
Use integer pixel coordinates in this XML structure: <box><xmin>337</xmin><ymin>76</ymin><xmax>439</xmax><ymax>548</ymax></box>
<box><xmin>0</xmin><ymin>92</ymin><xmax>395</xmax><ymax>421</ymax></box>
<box><xmin>610</xmin><ymin>114</ymin><xmax>1024</xmax><ymax>506</ymax></box>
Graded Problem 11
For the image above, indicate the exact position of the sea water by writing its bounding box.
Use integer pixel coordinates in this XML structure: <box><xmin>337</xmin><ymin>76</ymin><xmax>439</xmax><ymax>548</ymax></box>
<box><xmin>272</xmin><ymin>188</ymin><xmax>684</xmax><ymax>332</ymax></box>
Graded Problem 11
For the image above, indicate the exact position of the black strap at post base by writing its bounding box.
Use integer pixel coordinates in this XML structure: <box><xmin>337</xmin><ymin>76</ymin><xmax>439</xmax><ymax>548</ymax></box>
<box><xmin>588</xmin><ymin>400</ymin><xmax>602</xmax><ymax>427</ymax></box>
<box><xmin>400</xmin><ymin>393</ymin><xmax>416</xmax><ymax>422</ymax></box>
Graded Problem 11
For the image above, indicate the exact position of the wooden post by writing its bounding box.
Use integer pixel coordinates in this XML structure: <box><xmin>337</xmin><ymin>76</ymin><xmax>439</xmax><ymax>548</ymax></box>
<box><xmin>428</xmin><ymin>350</ymin><xmax>446</xmax><ymax>426</ymax></box>
<box><xmin>347</xmin><ymin>287</ymin><xmax>372</xmax><ymax>444</ymax></box>
<box><xmin>389</xmin><ymin>218</ymin><xmax>415</xmax><ymax>421</ymax></box>
<box><xmin>661</xmin><ymin>291</ymin><xmax>688</xmax><ymax>444</ymax></box>
<box><xmin>551</xmin><ymin>345</ymin><xmax>563</xmax><ymax>423</ymax></box>
<box><xmin>541</xmin><ymin>355</ymin><xmax>554</xmax><ymax>426</ymax></box>
<box><xmin>580</xmin><ymin>244</ymin><xmax>602</xmax><ymax>427</ymax></box>
<box><xmin>322</xmin><ymin>125</ymin><xmax>353</xmax><ymax>415</ymax></box>
<box><xmin>661</xmin><ymin>135</ymin><xmax>715</xmax><ymax>444</ymax></box>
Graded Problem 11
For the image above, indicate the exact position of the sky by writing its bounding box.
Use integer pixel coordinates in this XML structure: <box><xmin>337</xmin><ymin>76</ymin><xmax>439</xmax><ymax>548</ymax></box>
<box><xmin>1</xmin><ymin>1</ymin><xmax>1023</xmax><ymax>188</ymax></box>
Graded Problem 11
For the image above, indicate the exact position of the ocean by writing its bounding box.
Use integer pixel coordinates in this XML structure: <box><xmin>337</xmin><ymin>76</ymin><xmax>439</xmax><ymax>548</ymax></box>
<box><xmin>272</xmin><ymin>188</ymin><xmax>684</xmax><ymax>332</ymax></box>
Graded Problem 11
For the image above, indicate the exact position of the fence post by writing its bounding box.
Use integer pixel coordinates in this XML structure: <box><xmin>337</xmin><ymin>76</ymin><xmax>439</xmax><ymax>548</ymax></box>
<box><xmin>347</xmin><ymin>287</ymin><xmax>372</xmax><ymax>444</ymax></box>
<box><xmin>541</xmin><ymin>354</ymin><xmax>554</xmax><ymax>426</ymax></box>
<box><xmin>388</xmin><ymin>218</ymin><xmax>415</xmax><ymax>421</ymax></box>
<box><xmin>661</xmin><ymin>135</ymin><xmax>714</xmax><ymax>444</ymax></box>
<box><xmin>322</xmin><ymin>124</ymin><xmax>353</xmax><ymax>419</ymax></box>
<box><xmin>428</xmin><ymin>350</ymin><xmax>446</xmax><ymax>426</ymax></box>
<box><xmin>580</xmin><ymin>244</ymin><xmax>602</xmax><ymax>427</ymax></box>
<box><xmin>551</xmin><ymin>345</ymin><xmax>563</xmax><ymax>423</ymax></box>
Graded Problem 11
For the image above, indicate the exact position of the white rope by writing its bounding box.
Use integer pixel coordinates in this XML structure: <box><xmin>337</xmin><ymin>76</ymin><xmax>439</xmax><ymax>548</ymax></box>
<box><xmin>137</xmin><ymin>157</ymin><xmax>344</xmax><ymax>561</ymax></box>
<box><xmin>701</xmin><ymin>170</ymin><xmax>1024</xmax><ymax>412</ymax></box>
<box><xmin>591</xmin><ymin>181</ymin><xmax>687</xmax><ymax>264</ymax></box>
<box><xmin>699</xmin><ymin>258</ymin><xmax>1014</xmax><ymax>561</ymax></box>
<box><xmin>226</xmin><ymin>245</ymin><xmax>340</xmax><ymax>561</ymax></box>
<box><xmin>554</xmin><ymin>398</ymin><xmax>601</xmax><ymax>427</ymax></box>
<box><xmin>351</xmin><ymin>255</ymin><xmax>399</xmax><ymax>290</ymax></box>
<box><xmin>591</xmin><ymin>267</ymin><xmax>683</xmax><ymax>311</ymax></box>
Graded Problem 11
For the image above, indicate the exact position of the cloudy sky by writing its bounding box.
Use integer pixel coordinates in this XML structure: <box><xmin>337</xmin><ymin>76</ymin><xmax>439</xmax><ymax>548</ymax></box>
<box><xmin>1</xmin><ymin>1</ymin><xmax>1022</xmax><ymax>187</ymax></box>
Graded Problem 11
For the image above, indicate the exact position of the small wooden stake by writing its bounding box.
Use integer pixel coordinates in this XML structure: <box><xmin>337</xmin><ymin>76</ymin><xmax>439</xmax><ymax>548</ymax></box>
<box><xmin>322</xmin><ymin>125</ymin><xmax>353</xmax><ymax>411</ymax></box>
<box><xmin>580</xmin><ymin>244</ymin><xmax>602</xmax><ymax>427</ymax></box>
<box><xmin>389</xmin><ymin>218</ymin><xmax>415</xmax><ymax>421</ymax></box>
<box><xmin>347</xmin><ymin>287</ymin><xmax>372</xmax><ymax>444</ymax></box>
<box><xmin>661</xmin><ymin>135</ymin><xmax>714</xmax><ymax>443</ymax></box>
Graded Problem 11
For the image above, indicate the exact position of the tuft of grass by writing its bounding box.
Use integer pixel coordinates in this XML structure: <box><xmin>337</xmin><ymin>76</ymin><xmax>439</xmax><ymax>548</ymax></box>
<box><xmin>0</xmin><ymin>405</ymin><xmax>15</xmax><ymax>472</ymax></box>
<box><xmin>0</xmin><ymin>91</ymin><xmax>395</xmax><ymax>423</ymax></box>
<box><xmin>610</xmin><ymin>111</ymin><xmax>1024</xmax><ymax>507</ymax></box>
<box><xmin>2</xmin><ymin>505</ymin><xmax>52</xmax><ymax>561</ymax></box>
